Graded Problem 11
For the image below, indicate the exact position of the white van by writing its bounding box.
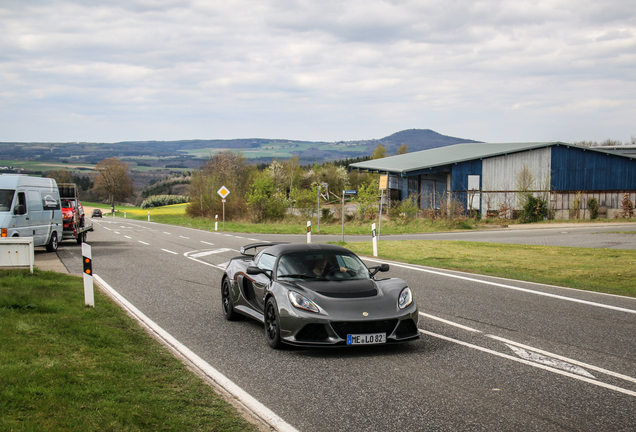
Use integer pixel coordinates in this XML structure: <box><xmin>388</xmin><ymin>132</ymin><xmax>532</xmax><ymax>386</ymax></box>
<box><xmin>0</xmin><ymin>174</ymin><xmax>63</xmax><ymax>252</ymax></box>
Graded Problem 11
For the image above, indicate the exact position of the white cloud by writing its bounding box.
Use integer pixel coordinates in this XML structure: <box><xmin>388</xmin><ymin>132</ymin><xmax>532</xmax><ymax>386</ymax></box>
<box><xmin>0</xmin><ymin>0</ymin><xmax>635</xmax><ymax>143</ymax></box>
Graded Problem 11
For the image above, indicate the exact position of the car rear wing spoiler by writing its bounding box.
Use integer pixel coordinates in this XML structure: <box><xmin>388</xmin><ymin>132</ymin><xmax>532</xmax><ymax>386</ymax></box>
<box><xmin>239</xmin><ymin>242</ymin><xmax>287</xmax><ymax>257</ymax></box>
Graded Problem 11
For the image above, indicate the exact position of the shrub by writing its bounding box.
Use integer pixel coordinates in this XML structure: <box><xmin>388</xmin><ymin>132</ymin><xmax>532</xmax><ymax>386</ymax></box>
<box><xmin>587</xmin><ymin>197</ymin><xmax>599</xmax><ymax>219</ymax></box>
<box><xmin>141</xmin><ymin>195</ymin><xmax>188</xmax><ymax>209</ymax></box>
<box><xmin>522</xmin><ymin>194</ymin><xmax>548</xmax><ymax>223</ymax></box>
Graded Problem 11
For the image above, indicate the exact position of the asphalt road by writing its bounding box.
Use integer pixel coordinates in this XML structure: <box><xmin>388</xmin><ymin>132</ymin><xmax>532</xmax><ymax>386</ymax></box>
<box><xmin>54</xmin><ymin>219</ymin><xmax>636</xmax><ymax>431</ymax></box>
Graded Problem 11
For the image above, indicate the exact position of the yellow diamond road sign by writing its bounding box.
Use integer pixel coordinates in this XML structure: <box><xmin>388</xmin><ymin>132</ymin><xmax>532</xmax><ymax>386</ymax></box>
<box><xmin>217</xmin><ymin>186</ymin><xmax>230</xmax><ymax>198</ymax></box>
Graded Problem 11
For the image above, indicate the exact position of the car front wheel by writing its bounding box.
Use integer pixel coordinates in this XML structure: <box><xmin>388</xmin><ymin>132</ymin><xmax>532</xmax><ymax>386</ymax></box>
<box><xmin>264</xmin><ymin>297</ymin><xmax>283</xmax><ymax>349</ymax></box>
<box><xmin>221</xmin><ymin>278</ymin><xmax>240</xmax><ymax>321</ymax></box>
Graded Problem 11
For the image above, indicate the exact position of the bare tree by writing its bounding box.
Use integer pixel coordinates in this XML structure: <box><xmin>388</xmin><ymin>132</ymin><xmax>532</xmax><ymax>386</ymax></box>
<box><xmin>93</xmin><ymin>158</ymin><xmax>134</xmax><ymax>214</ymax></box>
<box><xmin>46</xmin><ymin>169</ymin><xmax>74</xmax><ymax>184</ymax></box>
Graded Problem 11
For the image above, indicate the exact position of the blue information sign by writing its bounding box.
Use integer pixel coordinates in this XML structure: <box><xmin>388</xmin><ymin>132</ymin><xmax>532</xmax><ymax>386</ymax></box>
<box><xmin>344</xmin><ymin>190</ymin><xmax>358</xmax><ymax>195</ymax></box>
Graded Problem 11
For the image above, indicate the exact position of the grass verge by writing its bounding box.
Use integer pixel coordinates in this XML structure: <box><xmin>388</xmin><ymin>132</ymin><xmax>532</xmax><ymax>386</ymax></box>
<box><xmin>343</xmin><ymin>240</ymin><xmax>636</xmax><ymax>297</ymax></box>
<box><xmin>0</xmin><ymin>269</ymin><xmax>258</xmax><ymax>432</ymax></box>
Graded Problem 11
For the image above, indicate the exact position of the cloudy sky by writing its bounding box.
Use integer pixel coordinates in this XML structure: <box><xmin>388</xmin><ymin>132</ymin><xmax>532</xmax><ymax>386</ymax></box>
<box><xmin>2</xmin><ymin>0</ymin><xmax>635</xmax><ymax>144</ymax></box>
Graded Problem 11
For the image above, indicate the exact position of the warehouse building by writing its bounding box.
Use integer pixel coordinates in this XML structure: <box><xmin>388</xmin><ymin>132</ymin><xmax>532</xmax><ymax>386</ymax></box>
<box><xmin>349</xmin><ymin>142</ymin><xmax>636</xmax><ymax>219</ymax></box>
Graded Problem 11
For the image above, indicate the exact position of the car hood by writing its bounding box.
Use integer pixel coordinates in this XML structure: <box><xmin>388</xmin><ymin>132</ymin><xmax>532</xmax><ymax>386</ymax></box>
<box><xmin>290</xmin><ymin>279</ymin><xmax>378</xmax><ymax>298</ymax></box>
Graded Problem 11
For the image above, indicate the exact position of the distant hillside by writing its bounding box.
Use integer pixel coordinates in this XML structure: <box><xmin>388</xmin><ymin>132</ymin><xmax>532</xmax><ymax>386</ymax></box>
<box><xmin>373</xmin><ymin>129</ymin><xmax>481</xmax><ymax>154</ymax></box>
<box><xmin>0</xmin><ymin>129</ymin><xmax>482</xmax><ymax>167</ymax></box>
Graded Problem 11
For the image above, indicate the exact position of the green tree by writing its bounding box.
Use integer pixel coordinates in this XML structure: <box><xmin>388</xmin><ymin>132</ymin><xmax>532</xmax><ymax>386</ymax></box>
<box><xmin>356</xmin><ymin>179</ymin><xmax>379</xmax><ymax>219</ymax></box>
<box><xmin>371</xmin><ymin>144</ymin><xmax>388</xmax><ymax>160</ymax></box>
<box><xmin>92</xmin><ymin>158</ymin><xmax>134</xmax><ymax>213</ymax></box>
<box><xmin>396</xmin><ymin>144</ymin><xmax>409</xmax><ymax>155</ymax></box>
<box><xmin>247</xmin><ymin>171</ymin><xmax>287</xmax><ymax>222</ymax></box>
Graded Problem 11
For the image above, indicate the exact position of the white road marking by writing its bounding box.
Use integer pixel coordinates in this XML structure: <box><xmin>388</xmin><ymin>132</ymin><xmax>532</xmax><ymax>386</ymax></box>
<box><xmin>184</xmin><ymin>249</ymin><xmax>238</xmax><ymax>270</ymax></box>
<box><xmin>200</xmin><ymin>241</ymin><xmax>215</xmax><ymax>245</ymax></box>
<box><xmin>419</xmin><ymin>329</ymin><xmax>636</xmax><ymax>397</ymax></box>
<box><xmin>189</xmin><ymin>248</ymin><xmax>233</xmax><ymax>258</ymax></box>
<box><xmin>113</xmin><ymin>231</ymin><xmax>120</xmax><ymax>234</ymax></box>
<box><xmin>224</xmin><ymin>234</ymin><xmax>233</xmax><ymax>237</ymax></box>
<box><xmin>124</xmin><ymin>235</ymin><xmax>131</xmax><ymax>239</ymax></box>
<box><xmin>161</xmin><ymin>249</ymin><xmax>178</xmax><ymax>255</ymax></box>
<box><xmin>93</xmin><ymin>275</ymin><xmax>299</xmax><ymax>432</ymax></box>
<box><xmin>235</xmin><ymin>236</ymin><xmax>244</xmax><ymax>239</ymax></box>
<box><xmin>505</xmin><ymin>344</ymin><xmax>596</xmax><ymax>378</ymax></box>
<box><xmin>488</xmin><ymin>334</ymin><xmax>636</xmax><ymax>385</ymax></box>
<box><xmin>419</xmin><ymin>312</ymin><xmax>482</xmax><ymax>333</ymax></box>
<box><xmin>180</xmin><ymin>235</ymin><xmax>189</xmax><ymax>239</ymax></box>
<box><xmin>364</xmin><ymin>257</ymin><xmax>636</xmax><ymax>314</ymax></box>
<box><xmin>247</xmin><ymin>238</ymin><xmax>259</xmax><ymax>241</ymax></box>
<box><xmin>163</xmin><ymin>231</ymin><xmax>171</xmax><ymax>235</ymax></box>
<box><xmin>138</xmin><ymin>241</ymin><xmax>150</xmax><ymax>245</ymax></box>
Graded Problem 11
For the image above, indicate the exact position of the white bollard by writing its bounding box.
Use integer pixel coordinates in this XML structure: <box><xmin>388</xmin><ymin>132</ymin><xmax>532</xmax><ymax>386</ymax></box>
<box><xmin>372</xmin><ymin>223</ymin><xmax>378</xmax><ymax>257</ymax></box>
<box><xmin>215</xmin><ymin>214</ymin><xmax>218</xmax><ymax>231</ymax></box>
<box><xmin>82</xmin><ymin>243</ymin><xmax>94</xmax><ymax>307</ymax></box>
<box><xmin>147</xmin><ymin>211</ymin><xmax>150</xmax><ymax>221</ymax></box>
<box><xmin>124</xmin><ymin>212</ymin><xmax>126</xmax><ymax>218</ymax></box>
<box><xmin>307</xmin><ymin>221</ymin><xmax>311</xmax><ymax>243</ymax></box>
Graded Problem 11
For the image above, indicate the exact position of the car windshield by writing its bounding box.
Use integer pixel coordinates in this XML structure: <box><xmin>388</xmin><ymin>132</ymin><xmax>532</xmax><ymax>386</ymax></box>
<box><xmin>277</xmin><ymin>251</ymin><xmax>370</xmax><ymax>281</ymax></box>
<box><xmin>0</xmin><ymin>189</ymin><xmax>14</xmax><ymax>211</ymax></box>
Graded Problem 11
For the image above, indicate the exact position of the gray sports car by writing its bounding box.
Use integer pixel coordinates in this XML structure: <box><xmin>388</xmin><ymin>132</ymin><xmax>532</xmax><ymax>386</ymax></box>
<box><xmin>221</xmin><ymin>242</ymin><xmax>419</xmax><ymax>349</ymax></box>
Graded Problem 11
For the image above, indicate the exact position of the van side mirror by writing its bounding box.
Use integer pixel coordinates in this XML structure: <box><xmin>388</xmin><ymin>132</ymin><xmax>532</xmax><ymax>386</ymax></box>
<box><xmin>13</xmin><ymin>205</ymin><xmax>26</xmax><ymax>215</ymax></box>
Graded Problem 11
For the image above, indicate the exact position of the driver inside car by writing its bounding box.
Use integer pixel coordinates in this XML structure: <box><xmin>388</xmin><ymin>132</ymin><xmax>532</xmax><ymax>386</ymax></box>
<box><xmin>312</xmin><ymin>255</ymin><xmax>346</xmax><ymax>276</ymax></box>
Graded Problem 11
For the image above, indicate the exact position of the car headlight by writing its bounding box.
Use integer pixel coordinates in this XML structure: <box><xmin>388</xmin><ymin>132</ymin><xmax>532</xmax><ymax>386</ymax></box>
<box><xmin>398</xmin><ymin>287</ymin><xmax>413</xmax><ymax>309</ymax></box>
<box><xmin>288</xmin><ymin>291</ymin><xmax>320</xmax><ymax>313</ymax></box>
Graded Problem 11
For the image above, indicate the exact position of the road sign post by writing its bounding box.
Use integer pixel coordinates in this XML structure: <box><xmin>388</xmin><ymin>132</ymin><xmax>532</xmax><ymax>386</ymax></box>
<box><xmin>307</xmin><ymin>220</ymin><xmax>311</xmax><ymax>243</ymax></box>
<box><xmin>217</xmin><ymin>186</ymin><xmax>230</xmax><ymax>230</ymax></box>
<box><xmin>378</xmin><ymin>175</ymin><xmax>388</xmax><ymax>241</ymax></box>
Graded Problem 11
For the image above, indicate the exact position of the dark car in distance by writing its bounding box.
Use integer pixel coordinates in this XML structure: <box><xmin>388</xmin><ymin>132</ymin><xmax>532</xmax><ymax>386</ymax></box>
<box><xmin>91</xmin><ymin>209</ymin><xmax>102</xmax><ymax>218</ymax></box>
<box><xmin>221</xmin><ymin>242</ymin><xmax>419</xmax><ymax>349</ymax></box>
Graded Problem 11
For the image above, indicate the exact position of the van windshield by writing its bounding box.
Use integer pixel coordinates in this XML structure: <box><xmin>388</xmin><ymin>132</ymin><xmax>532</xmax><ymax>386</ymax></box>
<box><xmin>0</xmin><ymin>189</ymin><xmax>14</xmax><ymax>211</ymax></box>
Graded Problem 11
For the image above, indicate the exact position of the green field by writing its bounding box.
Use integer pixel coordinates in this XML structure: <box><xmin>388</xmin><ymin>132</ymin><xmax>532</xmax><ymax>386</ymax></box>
<box><xmin>181</xmin><ymin>141</ymin><xmax>370</xmax><ymax>159</ymax></box>
<box><xmin>0</xmin><ymin>269</ymin><xmax>257</xmax><ymax>431</ymax></box>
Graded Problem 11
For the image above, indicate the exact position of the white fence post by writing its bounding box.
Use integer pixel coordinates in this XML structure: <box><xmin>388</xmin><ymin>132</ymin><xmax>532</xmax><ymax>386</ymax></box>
<box><xmin>307</xmin><ymin>220</ymin><xmax>311</xmax><ymax>243</ymax></box>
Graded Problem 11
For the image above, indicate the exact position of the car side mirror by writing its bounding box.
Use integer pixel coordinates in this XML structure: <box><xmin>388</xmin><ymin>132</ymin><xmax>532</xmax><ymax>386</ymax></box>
<box><xmin>247</xmin><ymin>266</ymin><xmax>272</xmax><ymax>279</ymax></box>
<box><xmin>369</xmin><ymin>263</ymin><xmax>390</xmax><ymax>277</ymax></box>
<box><xmin>13</xmin><ymin>205</ymin><xmax>26</xmax><ymax>215</ymax></box>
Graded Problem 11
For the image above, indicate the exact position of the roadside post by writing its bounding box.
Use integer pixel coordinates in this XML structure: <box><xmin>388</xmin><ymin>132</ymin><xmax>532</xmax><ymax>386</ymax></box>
<box><xmin>317</xmin><ymin>185</ymin><xmax>321</xmax><ymax>232</ymax></box>
<box><xmin>378</xmin><ymin>175</ymin><xmax>388</xmax><ymax>241</ymax></box>
<box><xmin>341</xmin><ymin>190</ymin><xmax>357</xmax><ymax>242</ymax></box>
<box><xmin>124</xmin><ymin>212</ymin><xmax>126</xmax><ymax>218</ymax></box>
<box><xmin>372</xmin><ymin>223</ymin><xmax>378</xmax><ymax>257</ymax></box>
<box><xmin>82</xmin><ymin>243</ymin><xmax>94</xmax><ymax>307</ymax></box>
<box><xmin>307</xmin><ymin>221</ymin><xmax>311</xmax><ymax>243</ymax></box>
<box><xmin>147</xmin><ymin>211</ymin><xmax>150</xmax><ymax>221</ymax></box>
<box><xmin>217</xmin><ymin>186</ymin><xmax>230</xmax><ymax>230</ymax></box>
<box><xmin>215</xmin><ymin>214</ymin><xmax>218</xmax><ymax>231</ymax></box>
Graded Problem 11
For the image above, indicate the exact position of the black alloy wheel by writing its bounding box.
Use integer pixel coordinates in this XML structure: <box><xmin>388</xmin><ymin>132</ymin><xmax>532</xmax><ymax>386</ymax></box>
<box><xmin>221</xmin><ymin>279</ymin><xmax>239</xmax><ymax>321</ymax></box>
<box><xmin>265</xmin><ymin>297</ymin><xmax>282</xmax><ymax>349</ymax></box>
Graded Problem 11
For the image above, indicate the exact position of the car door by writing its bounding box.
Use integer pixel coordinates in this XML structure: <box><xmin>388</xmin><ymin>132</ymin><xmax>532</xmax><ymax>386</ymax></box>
<box><xmin>252</xmin><ymin>253</ymin><xmax>276</xmax><ymax>311</ymax></box>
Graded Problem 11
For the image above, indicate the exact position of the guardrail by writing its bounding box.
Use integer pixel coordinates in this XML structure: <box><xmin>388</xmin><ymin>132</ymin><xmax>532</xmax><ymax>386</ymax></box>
<box><xmin>0</xmin><ymin>237</ymin><xmax>35</xmax><ymax>273</ymax></box>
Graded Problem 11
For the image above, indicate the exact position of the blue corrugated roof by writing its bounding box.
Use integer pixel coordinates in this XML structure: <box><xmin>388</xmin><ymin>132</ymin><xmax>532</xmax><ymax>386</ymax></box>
<box><xmin>348</xmin><ymin>141</ymin><xmax>635</xmax><ymax>174</ymax></box>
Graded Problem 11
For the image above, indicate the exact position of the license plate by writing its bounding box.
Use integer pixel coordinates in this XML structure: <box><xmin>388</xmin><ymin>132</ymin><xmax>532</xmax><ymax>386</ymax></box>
<box><xmin>347</xmin><ymin>333</ymin><xmax>386</xmax><ymax>345</ymax></box>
